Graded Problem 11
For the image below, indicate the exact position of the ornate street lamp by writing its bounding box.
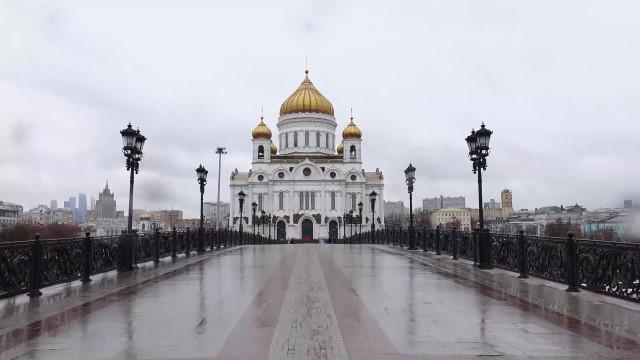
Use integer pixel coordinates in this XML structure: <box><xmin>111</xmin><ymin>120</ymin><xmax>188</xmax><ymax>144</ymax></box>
<box><xmin>404</xmin><ymin>163</ymin><xmax>416</xmax><ymax>250</ymax></box>
<box><xmin>268</xmin><ymin>213</ymin><xmax>272</xmax><ymax>240</ymax></box>
<box><xmin>358</xmin><ymin>201</ymin><xmax>364</xmax><ymax>239</ymax></box>
<box><xmin>196</xmin><ymin>164</ymin><xmax>208</xmax><ymax>253</ymax></box>
<box><xmin>465</xmin><ymin>123</ymin><xmax>493</xmax><ymax>268</ymax></box>
<box><xmin>119</xmin><ymin>123</ymin><xmax>146</xmax><ymax>272</ymax></box>
<box><xmin>238</xmin><ymin>190</ymin><xmax>246</xmax><ymax>232</ymax></box>
<box><xmin>251</xmin><ymin>202</ymin><xmax>258</xmax><ymax>236</ymax></box>
<box><xmin>348</xmin><ymin>210</ymin><xmax>354</xmax><ymax>237</ymax></box>
<box><xmin>370</xmin><ymin>190</ymin><xmax>378</xmax><ymax>242</ymax></box>
<box><xmin>261</xmin><ymin>210</ymin><xmax>266</xmax><ymax>235</ymax></box>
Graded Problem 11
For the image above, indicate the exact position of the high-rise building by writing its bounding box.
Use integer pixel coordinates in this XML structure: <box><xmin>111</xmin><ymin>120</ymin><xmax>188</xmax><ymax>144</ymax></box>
<box><xmin>0</xmin><ymin>201</ymin><xmax>23</xmax><ymax>230</ymax></box>
<box><xmin>423</xmin><ymin>195</ymin><xmax>465</xmax><ymax>210</ymax></box>
<box><xmin>202</xmin><ymin>202</ymin><xmax>230</xmax><ymax>226</ymax></box>
<box><xmin>95</xmin><ymin>182</ymin><xmax>117</xmax><ymax>219</ymax></box>
<box><xmin>501</xmin><ymin>189</ymin><xmax>513</xmax><ymax>218</ymax></box>
<box><xmin>484</xmin><ymin>199</ymin><xmax>500</xmax><ymax>210</ymax></box>
<box><xmin>78</xmin><ymin>193</ymin><xmax>87</xmax><ymax>223</ymax></box>
<box><xmin>50</xmin><ymin>200</ymin><xmax>58</xmax><ymax>211</ymax></box>
<box><xmin>90</xmin><ymin>196</ymin><xmax>96</xmax><ymax>210</ymax></box>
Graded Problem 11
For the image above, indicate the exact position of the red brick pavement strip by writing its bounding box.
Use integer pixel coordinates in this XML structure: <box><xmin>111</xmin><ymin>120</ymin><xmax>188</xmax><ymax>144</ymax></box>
<box><xmin>214</xmin><ymin>247</ymin><xmax>296</xmax><ymax>360</ymax></box>
<box><xmin>375</xmin><ymin>246</ymin><xmax>640</xmax><ymax>353</ymax></box>
<box><xmin>0</xmin><ymin>247</ymin><xmax>243</xmax><ymax>356</ymax></box>
<box><xmin>317</xmin><ymin>247</ymin><xmax>399</xmax><ymax>360</ymax></box>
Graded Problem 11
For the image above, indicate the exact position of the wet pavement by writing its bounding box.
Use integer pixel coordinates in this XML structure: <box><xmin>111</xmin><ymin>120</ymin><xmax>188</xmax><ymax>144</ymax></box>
<box><xmin>1</xmin><ymin>244</ymin><xmax>639</xmax><ymax>359</ymax></box>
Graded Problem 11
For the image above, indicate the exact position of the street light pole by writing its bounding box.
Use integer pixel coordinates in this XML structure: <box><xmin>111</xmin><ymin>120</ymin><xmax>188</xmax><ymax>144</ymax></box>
<box><xmin>196</xmin><ymin>164</ymin><xmax>208</xmax><ymax>253</ymax></box>
<box><xmin>215</xmin><ymin>147</ymin><xmax>226</xmax><ymax>230</ymax></box>
<box><xmin>358</xmin><ymin>201</ymin><xmax>363</xmax><ymax>243</ymax></box>
<box><xmin>404</xmin><ymin>163</ymin><xmax>416</xmax><ymax>250</ymax></box>
<box><xmin>119</xmin><ymin>123</ymin><xmax>146</xmax><ymax>272</ymax></box>
<box><xmin>370</xmin><ymin>191</ymin><xmax>377</xmax><ymax>243</ymax></box>
<box><xmin>466</xmin><ymin>123</ymin><xmax>493</xmax><ymax>268</ymax></box>
<box><xmin>238</xmin><ymin>191</ymin><xmax>245</xmax><ymax>233</ymax></box>
<box><xmin>251</xmin><ymin>202</ymin><xmax>257</xmax><ymax>237</ymax></box>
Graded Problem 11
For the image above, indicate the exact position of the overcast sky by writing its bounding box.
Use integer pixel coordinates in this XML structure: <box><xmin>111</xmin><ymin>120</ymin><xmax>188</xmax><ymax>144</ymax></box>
<box><xmin>1</xmin><ymin>0</ymin><xmax>639</xmax><ymax>218</ymax></box>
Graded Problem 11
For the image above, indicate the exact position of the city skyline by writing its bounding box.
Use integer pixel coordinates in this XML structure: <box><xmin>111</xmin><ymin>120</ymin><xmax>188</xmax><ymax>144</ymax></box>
<box><xmin>1</xmin><ymin>1</ymin><xmax>639</xmax><ymax>218</ymax></box>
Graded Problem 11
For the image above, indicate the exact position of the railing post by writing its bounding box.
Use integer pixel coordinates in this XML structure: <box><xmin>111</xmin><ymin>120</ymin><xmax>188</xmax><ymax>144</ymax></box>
<box><xmin>517</xmin><ymin>230</ymin><xmax>529</xmax><ymax>278</ymax></box>
<box><xmin>565</xmin><ymin>232</ymin><xmax>580</xmax><ymax>292</ymax></box>
<box><xmin>452</xmin><ymin>230</ymin><xmax>459</xmax><ymax>260</ymax></box>
<box><xmin>171</xmin><ymin>227</ymin><xmax>177</xmax><ymax>259</ymax></box>
<box><xmin>28</xmin><ymin>233</ymin><xmax>43</xmax><ymax>297</ymax></box>
<box><xmin>153</xmin><ymin>228</ymin><xmax>161</xmax><ymax>263</ymax></box>
<box><xmin>435</xmin><ymin>226</ymin><xmax>441</xmax><ymax>255</ymax></box>
<box><xmin>82</xmin><ymin>232</ymin><xmax>92</xmax><ymax>283</ymax></box>
<box><xmin>479</xmin><ymin>229</ymin><xmax>493</xmax><ymax>269</ymax></box>
<box><xmin>118</xmin><ymin>231</ymin><xmax>134</xmax><ymax>272</ymax></box>
<box><xmin>185</xmin><ymin>228</ymin><xmax>191</xmax><ymax>257</ymax></box>
<box><xmin>197</xmin><ymin>227</ymin><xmax>204</xmax><ymax>253</ymax></box>
<box><xmin>472</xmin><ymin>228</ymin><xmax>478</xmax><ymax>265</ymax></box>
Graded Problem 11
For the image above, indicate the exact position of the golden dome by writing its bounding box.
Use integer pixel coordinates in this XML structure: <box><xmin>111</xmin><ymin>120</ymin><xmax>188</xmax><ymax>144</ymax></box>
<box><xmin>252</xmin><ymin>117</ymin><xmax>272</xmax><ymax>139</ymax></box>
<box><xmin>270</xmin><ymin>142</ymin><xmax>277</xmax><ymax>155</ymax></box>
<box><xmin>342</xmin><ymin>117</ymin><xmax>362</xmax><ymax>139</ymax></box>
<box><xmin>280</xmin><ymin>70</ymin><xmax>334</xmax><ymax>116</ymax></box>
<box><xmin>336</xmin><ymin>142</ymin><xmax>344</xmax><ymax>155</ymax></box>
<box><xmin>139</xmin><ymin>213</ymin><xmax>152</xmax><ymax>221</ymax></box>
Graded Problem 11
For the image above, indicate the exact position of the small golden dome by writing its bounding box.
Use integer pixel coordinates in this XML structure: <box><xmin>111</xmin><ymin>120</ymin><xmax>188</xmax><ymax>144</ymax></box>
<box><xmin>336</xmin><ymin>143</ymin><xmax>344</xmax><ymax>155</ymax></box>
<box><xmin>270</xmin><ymin>142</ymin><xmax>277</xmax><ymax>155</ymax></box>
<box><xmin>280</xmin><ymin>70</ymin><xmax>334</xmax><ymax>116</ymax></box>
<box><xmin>139</xmin><ymin>213</ymin><xmax>152</xmax><ymax>221</ymax></box>
<box><xmin>252</xmin><ymin>117</ymin><xmax>272</xmax><ymax>139</ymax></box>
<box><xmin>342</xmin><ymin>117</ymin><xmax>362</xmax><ymax>139</ymax></box>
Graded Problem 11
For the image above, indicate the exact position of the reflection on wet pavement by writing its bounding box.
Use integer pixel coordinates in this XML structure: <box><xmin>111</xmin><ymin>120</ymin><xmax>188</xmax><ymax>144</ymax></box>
<box><xmin>0</xmin><ymin>245</ymin><xmax>638</xmax><ymax>359</ymax></box>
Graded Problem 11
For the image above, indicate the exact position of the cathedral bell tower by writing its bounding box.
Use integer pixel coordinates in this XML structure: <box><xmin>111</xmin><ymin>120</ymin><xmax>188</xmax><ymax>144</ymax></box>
<box><xmin>341</xmin><ymin>116</ymin><xmax>362</xmax><ymax>163</ymax></box>
<box><xmin>251</xmin><ymin>116</ymin><xmax>273</xmax><ymax>163</ymax></box>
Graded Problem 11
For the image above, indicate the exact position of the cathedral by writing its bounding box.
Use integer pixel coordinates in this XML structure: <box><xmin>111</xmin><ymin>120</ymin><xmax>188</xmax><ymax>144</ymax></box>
<box><xmin>230</xmin><ymin>70</ymin><xmax>384</xmax><ymax>241</ymax></box>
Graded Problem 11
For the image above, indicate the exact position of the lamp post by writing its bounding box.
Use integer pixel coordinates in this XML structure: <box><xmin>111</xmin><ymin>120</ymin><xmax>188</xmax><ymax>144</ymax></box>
<box><xmin>370</xmin><ymin>191</ymin><xmax>377</xmax><ymax>243</ymax></box>
<box><xmin>196</xmin><ymin>164</ymin><xmax>208</xmax><ymax>253</ymax></box>
<box><xmin>268</xmin><ymin>213</ymin><xmax>272</xmax><ymax>240</ymax></box>
<box><xmin>342</xmin><ymin>212</ymin><xmax>346</xmax><ymax>240</ymax></box>
<box><xmin>251</xmin><ymin>202</ymin><xmax>257</xmax><ymax>237</ymax></box>
<box><xmin>404</xmin><ymin>163</ymin><xmax>417</xmax><ymax>250</ymax></box>
<box><xmin>238</xmin><ymin>191</ymin><xmax>246</xmax><ymax>233</ymax></box>
<box><xmin>119</xmin><ymin>123</ymin><xmax>146</xmax><ymax>272</ymax></box>
<box><xmin>349</xmin><ymin>210</ymin><xmax>354</xmax><ymax>238</ymax></box>
<box><xmin>215</xmin><ymin>147</ymin><xmax>226</xmax><ymax>230</ymax></box>
<box><xmin>358</xmin><ymin>201</ymin><xmax>363</xmax><ymax>240</ymax></box>
<box><xmin>261</xmin><ymin>210</ymin><xmax>266</xmax><ymax>235</ymax></box>
<box><xmin>465</xmin><ymin>123</ymin><xmax>493</xmax><ymax>268</ymax></box>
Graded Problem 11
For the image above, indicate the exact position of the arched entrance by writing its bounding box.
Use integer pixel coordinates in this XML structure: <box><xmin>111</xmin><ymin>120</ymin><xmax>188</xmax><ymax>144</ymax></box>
<box><xmin>277</xmin><ymin>221</ymin><xmax>286</xmax><ymax>242</ymax></box>
<box><xmin>329</xmin><ymin>221</ymin><xmax>338</xmax><ymax>243</ymax></box>
<box><xmin>301</xmin><ymin>219</ymin><xmax>313</xmax><ymax>242</ymax></box>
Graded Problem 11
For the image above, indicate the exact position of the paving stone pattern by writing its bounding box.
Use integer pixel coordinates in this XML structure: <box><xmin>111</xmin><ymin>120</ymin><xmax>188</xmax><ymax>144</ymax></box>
<box><xmin>267</xmin><ymin>246</ymin><xmax>348</xmax><ymax>360</ymax></box>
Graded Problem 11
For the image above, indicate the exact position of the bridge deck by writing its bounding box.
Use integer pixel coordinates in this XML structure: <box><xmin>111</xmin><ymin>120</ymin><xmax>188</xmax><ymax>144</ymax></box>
<box><xmin>1</xmin><ymin>244</ymin><xmax>638</xmax><ymax>359</ymax></box>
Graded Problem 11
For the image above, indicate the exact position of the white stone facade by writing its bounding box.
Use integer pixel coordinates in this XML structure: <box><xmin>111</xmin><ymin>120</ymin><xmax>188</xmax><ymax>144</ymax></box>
<box><xmin>230</xmin><ymin>72</ymin><xmax>384</xmax><ymax>241</ymax></box>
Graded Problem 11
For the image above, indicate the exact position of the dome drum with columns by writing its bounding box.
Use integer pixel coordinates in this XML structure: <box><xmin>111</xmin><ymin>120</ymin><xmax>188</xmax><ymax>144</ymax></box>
<box><xmin>230</xmin><ymin>70</ymin><xmax>383</xmax><ymax>241</ymax></box>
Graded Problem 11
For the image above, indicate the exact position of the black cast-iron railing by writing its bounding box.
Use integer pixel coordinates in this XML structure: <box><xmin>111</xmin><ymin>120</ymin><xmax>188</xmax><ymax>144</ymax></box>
<box><xmin>0</xmin><ymin>228</ymin><xmax>275</xmax><ymax>299</ymax></box>
<box><xmin>340</xmin><ymin>227</ymin><xmax>640</xmax><ymax>303</ymax></box>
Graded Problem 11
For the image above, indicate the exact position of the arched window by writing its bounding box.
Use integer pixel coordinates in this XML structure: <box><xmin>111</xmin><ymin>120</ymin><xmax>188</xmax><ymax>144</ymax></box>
<box><xmin>305</xmin><ymin>192</ymin><xmax>310</xmax><ymax>210</ymax></box>
<box><xmin>278</xmin><ymin>192</ymin><xmax>284</xmax><ymax>210</ymax></box>
<box><xmin>294</xmin><ymin>132</ymin><xmax>298</xmax><ymax>147</ymax></box>
<box><xmin>316</xmin><ymin>132</ymin><xmax>320</xmax><ymax>147</ymax></box>
<box><xmin>311</xmin><ymin>192</ymin><xmax>315</xmax><ymax>210</ymax></box>
<box><xmin>258</xmin><ymin>194</ymin><xmax>263</xmax><ymax>211</ymax></box>
<box><xmin>326</xmin><ymin>133</ymin><xmax>330</xmax><ymax>148</ymax></box>
<box><xmin>299</xmin><ymin>192</ymin><xmax>304</xmax><ymax>210</ymax></box>
<box><xmin>350</xmin><ymin>145</ymin><xmax>356</xmax><ymax>159</ymax></box>
<box><xmin>305</xmin><ymin>131</ymin><xmax>309</xmax><ymax>147</ymax></box>
<box><xmin>258</xmin><ymin>145</ymin><xmax>265</xmax><ymax>159</ymax></box>
<box><xmin>285</xmin><ymin>133</ymin><xmax>289</xmax><ymax>148</ymax></box>
<box><xmin>330</xmin><ymin>192</ymin><xmax>336</xmax><ymax>210</ymax></box>
<box><xmin>351</xmin><ymin>193</ymin><xmax>356</xmax><ymax>210</ymax></box>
